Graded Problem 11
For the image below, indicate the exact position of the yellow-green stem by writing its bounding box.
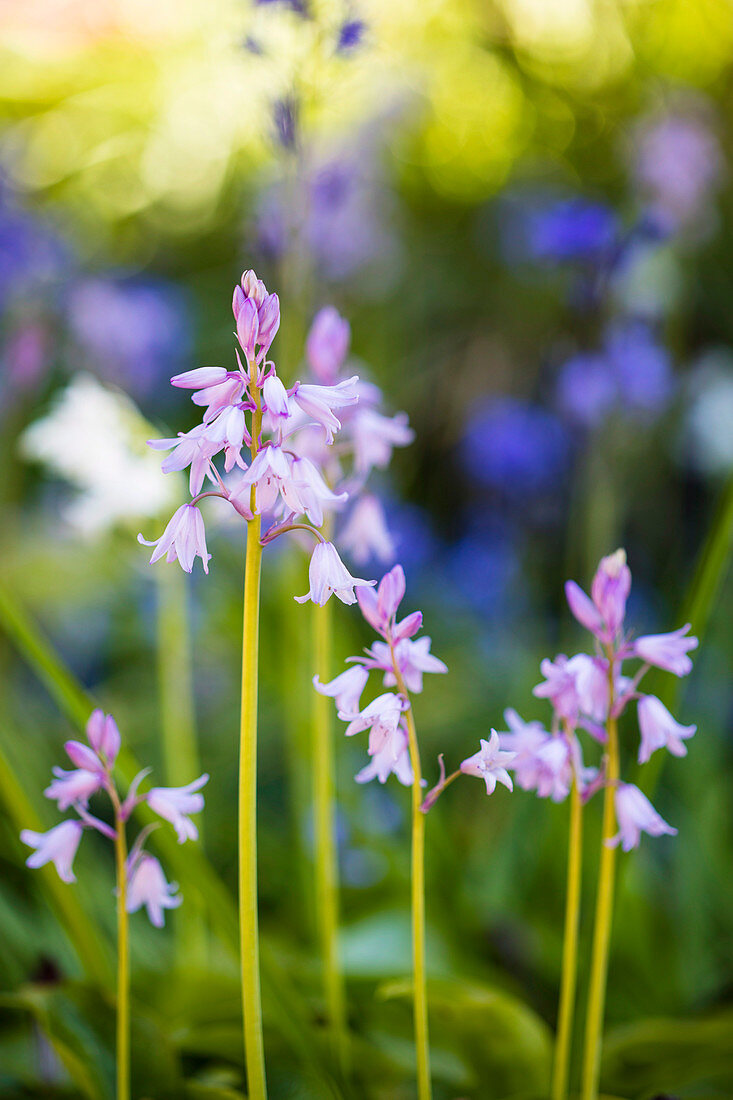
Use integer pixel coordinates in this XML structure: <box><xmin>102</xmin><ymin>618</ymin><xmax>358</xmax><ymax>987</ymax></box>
<box><xmin>114</xmin><ymin>813</ymin><xmax>130</xmax><ymax>1100</ymax></box>
<box><xmin>581</xmin><ymin>670</ymin><xmax>620</xmax><ymax>1100</ymax></box>
<box><xmin>391</xmin><ymin>659</ymin><xmax>431</xmax><ymax>1100</ymax></box>
<box><xmin>312</xmin><ymin>597</ymin><xmax>349</xmax><ymax>1075</ymax></box>
<box><xmin>552</xmin><ymin>766</ymin><xmax>583</xmax><ymax>1100</ymax></box>
<box><xmin>238</xmin><ymin>368</ymin><xmax>267</xmax><ymax>1099</ymax></box>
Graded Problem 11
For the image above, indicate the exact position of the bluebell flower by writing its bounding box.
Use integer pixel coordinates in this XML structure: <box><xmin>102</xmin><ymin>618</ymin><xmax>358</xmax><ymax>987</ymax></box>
<box><xmin>337</xmin><ymin>18</ymin><xmax>366</xmax><ymax>51</ymax></box>
<box><xmin>461</xmin><ymin>397</ymin><xmax>570</xmax><ymax>496</ymax></box>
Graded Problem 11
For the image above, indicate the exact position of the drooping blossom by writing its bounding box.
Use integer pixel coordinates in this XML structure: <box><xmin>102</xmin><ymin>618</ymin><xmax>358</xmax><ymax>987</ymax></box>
<box><xmin>126</xmin><ymin>853</ymin><xmax>182</xmax><ymax>927</ymax></box>
<box><xmin>138</xmin><ymin>504</ymin><xmax>210</xmax><ymax>574</ymax></box>
<box><xmin>313</xmin><ymin>665</ymin><xmax>369</xmax><ymax>714</ymax></box>
<box><xmin>460</xmin><ymin>732</ymin><xmax>516</xmax><ymax>796</ymax></box>
<box><xmin>632</xmin><ymin>625</ymin><xmax>698</xmax><ymax>676</ymax></box>
<box><xmin>44</xmin><ymin>767</ymin><xmax>105</xmax><ymax>812</ymax></box>
<box><xmin>296</xmin><ymin>541</ymin><xmax>374</xmax><ymax>606</ymax></box>
<box><xmin>533</xmin><ymin>653</ymin><xmax>608</xmax><ymax>731</ymax></box>
<box><xmin>145</xmin><ymin>775</ymin><xmax>209</xmax><ymax>843</ymax></box>
<box><xmin>637</xmin><ymin>696</ymin><xmax>696</xmax><ymax>764</ymax></box>
<box><xmin>608</xmin><ymin>784</ymin><xmax>677</xmax><ymax>851</ymax></box>
<box><xmin>20</xmin><ymin>821</ymin><xmax>84</xmax><ymax>884</ymax></box>
<box><xmin>339</xmin><ymin>494</ymin><xmax>395</xmax><ymax>565</ymax></box>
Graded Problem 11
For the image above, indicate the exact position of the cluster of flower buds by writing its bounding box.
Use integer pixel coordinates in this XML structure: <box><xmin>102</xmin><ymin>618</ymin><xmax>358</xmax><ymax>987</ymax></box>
<box><xmin>314</xmin><ymin>565</ymin><xmax>446</xmax><ymax>784</ymax></box>
<box><xmin>494</xmin><ymin>549</ymin><xmax>697</xmax><ymax>848</ymax></box>
<box><xmin>139</xmin><ymin>275</ymin><xmax>410</xmax><ymax>604</ymax></box>
<box><xmin>20</xmin><ymin>709</ymin><xmax>208</xmax><ymax>926</ymax></box>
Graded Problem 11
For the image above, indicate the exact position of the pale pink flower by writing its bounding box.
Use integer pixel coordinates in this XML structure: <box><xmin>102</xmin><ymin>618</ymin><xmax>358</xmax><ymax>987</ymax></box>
<box><xmin>295</xmin><ymin>541</ymin><xmax>374</xmax><ymax>606</ymax></box>
<box><xmin>290</xmin><ymin>377</ymin><xmax>360</xmax><ymax>444</ymax></box>
<box><xmin>350</xmin><ymin>409</ymin><xmax>414</xmax><ymax>476</ymax></box>
<box><xmin>21</xmin><ymin>820</ymin><xmax>84</xmax><ymax>883</ymax></box>
<box><xmin>637</xmin><ymin>695</ymin><xmax>696</xmax><ymax>764</ymax></box>
<box><xmin>44</xmin><ymin>767</ymin><xmax>104</xmax><ymax>811</ymax></box>
<box><xmin>534</xmin><ymin>653</ymin><xmax>608</xmax><ymax>728</ymax></box>
<box><xmin>313</xmin><ymin>665</ymin><xmax>369</xmax><ymax>714</ymax></box>
<box><xmin>289</xmin><ymin>456</ymin><xmax>347</xmax><ymax>527</ymax></box>
<box><xmin>360</xmin><ymin>636</ymin><xmax>447</xmax><ymax>695</ymax></box>
<box><xmin>126</xmin><ymin>853</ymin><xmax>182</xmax><ymax>927</ymax></box>
<box><xmin>306</xmin><ymin>307</ymin><xmax>351</xmax><ymax>383</ymax></box>
<box><xmin>632</xmin><ymin>625</ymin><xmax>698</xmax><ymax>677</ymax></box>
<box><xmin>170</xmin><ymin>366</ymin><xmax>229</xmax><ymax>390</ymax></box>
<box><xmin>192</xmin><ymin>374</ymin><xmax>246</xmax><ymax>421</ymax></box>
<box><xmin>149</xmin><ymin>424</ymin><xmax>221</xmax><ymax>495</ymax></box>
<box><xmin>355</xmin><ymin>729</ymin><xmax>413</xmax><ymax>786</ymax></box>
<box><xmin>138</xmin><ymin>504</ymin><xmax>210</xmax><ymax>574</ymax></box>
<box><xmin>145</xmin><ymin>774</ymin><xmax>208</xmax><ymax>843</ymax></box>
<box><xmin>340</xmin><ymin>692</ymin><xmax>408</xmax><ymax>760</ymax></box>
<box><xmin>262</xmin><ymin>374</ymin><xmax>291</xmax><ymax>422</ymax></box>
<box><xmin>232</xmin><ymin>446</ymin><xmax>302</xmax><ymax>518</ymax></box>
<box><xmin>357</xmin><ymin>563</ymin><xmax>406</xmax><ymax>636</ymax></box>
<box><xmin>460</xmin><ymin>731</ymin><xmax>515</xmax><ymax>795</ymax></box>
<box><xmin>608</xmin><ymin>783</ymin><xmax>677</xmax><ymax>851</ymax></box>
<box><xmin>339</xmin><ymin>494</ymin><xmax>395</xmax><ymax>565</ymax></box>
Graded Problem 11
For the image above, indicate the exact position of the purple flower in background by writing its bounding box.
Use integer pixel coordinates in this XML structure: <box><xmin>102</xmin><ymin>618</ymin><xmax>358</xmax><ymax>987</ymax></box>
<box><xmin>631</xmin><ymin>107</ymin><xmax>723</xmax><ymax>231</ymax></box>
<box><xmin>339</xmin><ymin>494</ymin><xmax>396</xmax><ymax>565</ymax></box>
<box><xmin>337</xmin><ymin>18</ymin><xmax>366</xmax><ymax>51</ymax></box>
<box><xmin>522</xmin><ymin>197</ymin><xmax>619</xmax><ymax>264</ymax></box>
<box><xmin>609</xmin><ymin>783</ymin><xmax>677</xmax><ymax>851</ymax></box>
<box><xmin>126</xmin><ymin>853</ymin><xmax>182</xmax><ymax>927</ymax></box>
<box><xmin>272</xmin><ymin>96</ymin><xmax>299</xmax><ymax>151</ymax></box>
<box><xmin>306</xmin><ymin>306</ymin><xmax>351</xmax><ymax>383</ymax></box>
<box><xmin>2</xmin><ymin>321</ymin><xmax>50</xmax><ymax>393</ymax></box>
<box><xmin>460</xmin><ymin>732</ymin><xmax>515</xmax><ymax>795</ymax></box>
<box><xmin>461</xmin><ymin>398</ymin><xmax>569</xmax><ymax>497</ymax></box>
<box><xmin>67</xmin><ymin>277</ymin><xmax>191</xmax><ymax>397</ymax></box>
<box><xmin>0</xmin><ymin>190</ymin><xmax>69</xmax><ymax>312</ymax></box>
<box><xmin>637</xmin><ymin>695</ymin><xmax>696</xmax><ymax>764</ymax></box>
<box><xmin>556</xmin><ymin>320</ymin><xmax>673</xmax><ymax>428</ymax></box>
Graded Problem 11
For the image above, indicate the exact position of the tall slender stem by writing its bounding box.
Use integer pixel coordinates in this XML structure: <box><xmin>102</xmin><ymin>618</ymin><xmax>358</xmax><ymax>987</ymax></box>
<box><xmin>552</xmin><ymin>762</ymin><xmax>583</xmax><ymax>1100</ymax></box>
<box><xmin>114</xmin><ymin>810</ymin><xmax>130</xmax><ymax>1100</ymax></box>
<box><xmin>312</xmin><ymin>595</ymin><xmax>349</xmax><ymax>1074</ymax></box>
<box><xmin>390</xmin><ymin>657</ymin><xmax>431</xmax><ymax>1100</ymax></box>
<box><xmin>581</xmin><ymin>663</ymin><xmax>620</xmax><ymax>1100</ymax></box>
<box><xmin>238</xmin><ymin>367</ymin><xmax>268</xmax><ymax>1099</ymax></box>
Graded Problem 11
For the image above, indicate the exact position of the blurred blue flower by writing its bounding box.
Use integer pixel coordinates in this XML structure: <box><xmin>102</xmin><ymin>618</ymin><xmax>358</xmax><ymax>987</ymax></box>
<box><xmin>272</xmin><ymin>96</ymin><xmax>298</xmax><ymax>151</ymax></box>
<box><xmin>526</xmin><ymin>198</ymin><xmax>619</xmax><ymax>263</ymax></box>
<box><xmin>556</xmin><ymin>320</ymin><xmax>673</xmax><ymax>427</ymax></box>
<box><xmin>460</xmin><ymin>397</ymin><xmax>570</xmax><ymax>496</ymax></box>
<box><xmin>337</xmin><ymin>18</ymin><xmax>366</xmax><ymax>51</ymax></box>
<box><xmin>447</xmin><ymin>526</ymin><xmax>520</xmax><ymax>619</ymax></box>
<box><xmin>0</xmin><ymin>195</ymin><xmax>69</xmax><ymax>312</ymax></box>
<box><xmin>66</xmin><ymin>276</ymin><xmax>191</xmax><ymax>398</ymax></box>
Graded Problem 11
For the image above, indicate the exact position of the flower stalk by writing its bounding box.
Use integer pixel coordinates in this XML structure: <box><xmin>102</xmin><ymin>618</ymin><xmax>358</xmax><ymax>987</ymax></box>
<box><xmin>238</xmin><ymin>363</ymin><xmax>268</xmax><ymax>1100</ymax></box>
<box><xmin>552</xmin><ymin>759</ymin><xmax>583</xmax><ymax>1100</ymax></box>
<box><xmin>581</xmin><ymin>660</ymin><xmax>620</xmax><ymax>1100</ymax></box>
<box><xmin>312</xmin><ymin>594</ymin><xmax>349</xmax><ymax>1075</ymax></box>
<box><xmin>113</xmin><ymin>799</ymin><xmax>130</xmax><ymax>1100</ymax></box>
<box><xmin>390</xmin><ymin>653</ymin><xmax>431</xmax><ymax>1100</ymax></box>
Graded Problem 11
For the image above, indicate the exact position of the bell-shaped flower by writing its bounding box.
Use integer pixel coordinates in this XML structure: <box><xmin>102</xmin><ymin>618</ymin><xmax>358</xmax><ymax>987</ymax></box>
<box><xmin>149</xmin><ymin>423</ymin><xmax>221</xmax><ymax>495</ymax></box>
<box><xmin>290</xmin><ymin>376</ymin><xmax>360</xmax><ymax>444</ymax></box>
<box><xmin>350</xmin><ymin>409</ymin><xmax>414</xmax><ymax>476</ymax></box>
<box><xmin>632</xmin><ymin>624</ymin><xmax>698</xmax><ymax>676</ymax></box>
<box><xmin>192</xmin><ymin>373</ymin><xmax>246</xmax><ymax>421</ymax></box>
<box><xmin>21</xmin><ymin>820</ymin><xmax>84</xmax><ymax>883</ymax></box>
<box><xmin>262</xmin><ymin>374</ymin><xmax>291</xmax><ymax>423</ymax></box>
<box><xmin>296</xmin><ymin>541</ymin><xmax>374</xmax><ymax>606</ymax></box>
<box><xmin>289</xmin><ymin>456</ymin><xmax>347</xmax><ymax>527</ymax></box>
<box><xmin>355</xmin><ymin>728</ymin><xmax>413</xmax><ymax>786</ymax></box>
<box><xmin>497</xmin><ymin>709</ymin><xmax>550</xmax><ymax>787</ymax></box>
<box><xmin>205</xmin><ymin>405</ymin><xmax>250</xmax><ymax>472</ymax></box>
<box><xmin>313</xmin><ymin>665</ymin><xmax>369</xmax><ymax>714</ymax></box>
<box><xmin>339</xmin><ymin>691</ymin><xmax>408</xmax><ymax>757</ymax></box>
<box><xmin>126</xmin><ymin>853</ymin><xmax>182</xmax><ymax>927</ymax></box>
<box><xmin>232</xmin><ymin>445</ymin><xmax>299</xmax><ymax>517</ymax></box>
<box><xmin>44</xmin><ymin>767</ymin><xmax>104</xmax><ymax>811</ymax></box>
<box><xmin>460</xmin><ymin>731</ymin><xmax>515</xmax><ymax>795</ymax></box>
<box><xmin>86</xmin><ymin>709</ymin><xmax>121</xmax><ymax>766</ymax></box>
<box><xmin>145</xmin><ymin>774</ymin><xmax>208</xmax><ymax>843</ymax></box>
<box><xmin>138</xmin><ymin>504</ymin><xmax>210</xmax><ymax>574</ymax></box>
<box><xmin>362</xmin><ymin>636</ymin><xmax>447</xmax><ymax>695</ymax></box>
<box><xmin>565</xmin><ymin>548</ymin><xmax>631</xmax><ymax>643</ymax></box>
<box><xmin>637</xmin><ymin>695</ymin><xmax>696</xmax><ymax>764</ymax></box>
<box><xmin>608</xmin><ymin>783</ymin><xmax>677</xmax><ymax>851</ymax></box>
<box><xmin>339</xmin><ymin>494</ymin><xmax>395</xmax><ymax>565</ymax></box>
<box><xmin>306</xmin><ymin>306</ymin><xmax>351</xmax><ymax>383</ymax></box>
